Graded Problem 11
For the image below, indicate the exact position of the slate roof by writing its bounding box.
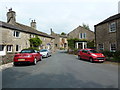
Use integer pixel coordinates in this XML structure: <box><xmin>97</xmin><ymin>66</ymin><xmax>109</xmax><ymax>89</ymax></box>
<box><xmin>95</xmin><ymin>13</ymin><xmax>120</xmax><ymax>26</ymax></box>
<box><xmin>0</xmin><ymin>21</ymin><xmax>54</xmax><ymax>39</ymax></box>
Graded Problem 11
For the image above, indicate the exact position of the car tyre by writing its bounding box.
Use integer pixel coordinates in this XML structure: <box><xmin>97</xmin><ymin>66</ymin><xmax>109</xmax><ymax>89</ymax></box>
<box><xmin>33</xmin><ymin>58</ymin><xmax>37</xmax><ymax>65</ymax></box>
<box><xmin>40</xmin><ymin>56</ymin><xmax>42</xmax><ymax>61</ymax></box>
<box><xmin>78</xmin><ymin>55</ymin><xmax>81</xmax><ymax>60</ymax></box>
<box><xmin>46</xmin><ymin>53</ymin><xmax>49</xmax><ymax>58</ymax></box>
<box><xmin>90</xmin><ymin>58</ymin><xmax>94</xmax><ymax>63</ymax></box>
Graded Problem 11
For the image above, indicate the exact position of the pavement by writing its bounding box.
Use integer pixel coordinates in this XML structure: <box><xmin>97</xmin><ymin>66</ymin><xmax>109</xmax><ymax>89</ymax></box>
<box><xmin>2</xmin><ymin>50</ymin><xmax>119</xmax><ymax>88</ymax></box>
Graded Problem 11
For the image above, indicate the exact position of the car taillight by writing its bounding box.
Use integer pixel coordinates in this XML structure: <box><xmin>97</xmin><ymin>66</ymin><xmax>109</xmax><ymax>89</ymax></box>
<box><xmin>14</xmin><ymin>55</ymin><xmax>19</xmax><ymax>57</ymax></box>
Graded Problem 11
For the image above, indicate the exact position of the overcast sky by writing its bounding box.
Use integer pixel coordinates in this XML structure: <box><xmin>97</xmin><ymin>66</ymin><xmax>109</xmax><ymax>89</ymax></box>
<box><xmin>1</xmin><ymin>0</ymin><xmax>119</xmax><ymax>34</ymax></box>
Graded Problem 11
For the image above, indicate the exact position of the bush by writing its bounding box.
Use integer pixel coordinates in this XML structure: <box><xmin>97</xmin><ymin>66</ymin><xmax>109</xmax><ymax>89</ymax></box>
<box><xmin>102</xmin><ymin>51</ymin><xmax>120</xmax><ymax>63</ymax></box>
<box><xmin>60</xmin><ymin>47</ymin><xmax>65</xmax><ymax>50</ymax></box>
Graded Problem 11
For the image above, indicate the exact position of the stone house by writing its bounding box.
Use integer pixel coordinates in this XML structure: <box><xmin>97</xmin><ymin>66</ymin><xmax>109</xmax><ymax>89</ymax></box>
<box><xmin>68</xmin><ymin>26</ymin><xmax>95</xmax><ymax>49</ymax></box>
<box><xmin>95</xmin><ymin>13</ymin><xmax>120</xmax><ymax>52</ymax></box>
<box><xmin>0</xmin><ymin>9</ymin><xmax>55</xmax><ymax>56</ymax></box>
<box><xmin>50</xmin><ymin>29</ymin><xmax>68</xmax><ymax>50</ymax></box>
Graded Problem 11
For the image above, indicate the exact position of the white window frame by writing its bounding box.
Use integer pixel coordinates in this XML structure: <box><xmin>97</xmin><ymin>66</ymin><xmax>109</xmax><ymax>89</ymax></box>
<box><xmin>110</xmin><ymin>43</ymin><xmax>116</xmax><ymax>52</ymax></box>
<box><xmin>98</xmin><ymin>44</ymin><xmax>104</xmax><ymax>51</ymax></box>
<box><xmin>7</xmin><ymin>45</ymin><xmax>13</xmax><ymax>52</ymax></box>
<box><xmin>83</xmin><ymin>33</ymin><xmax>86</xmax><ymax>39</ymax></box>
<box><xmin>109</xmin><ymin>22</ymin><xmax>116</xmax><ymax>32</ymax></box>
<box><xmin>13</xmin><ymin>31</ymin><xmax>20</xmax><ymax>38</ymax></box>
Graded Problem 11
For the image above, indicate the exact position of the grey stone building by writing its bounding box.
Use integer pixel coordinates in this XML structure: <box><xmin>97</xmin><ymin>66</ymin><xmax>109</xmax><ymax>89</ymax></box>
<box><xmin>50</xmin><ymin>29</ymin><xmax>68</xmax><ymax>50</ymax></box>
<box><xmin>0</xmin><ymin>9</ymin><xmax>55</xmax><ymax>56</ymax></box>
<box><xmin>68</xmin><ymin>26</ymin><xmax>95</xmax><ymax>49</ymax></box>
<box><xmin>95</xmin><ymin>13</ymin><xmax>120</xmax><ymax>52</ymax></box>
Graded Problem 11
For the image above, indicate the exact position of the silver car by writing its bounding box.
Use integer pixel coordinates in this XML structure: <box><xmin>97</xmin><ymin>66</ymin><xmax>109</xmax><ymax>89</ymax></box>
<box><xmin>39</xmin><ymin>49</ymin><xmax>52</xmax><ymax>58</ymax></box>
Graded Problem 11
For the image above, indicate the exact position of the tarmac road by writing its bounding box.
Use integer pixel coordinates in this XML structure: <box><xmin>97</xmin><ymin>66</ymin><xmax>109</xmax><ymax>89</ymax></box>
<box><xmin>2</xmin><ymin>50</ymin><xmax>118</xmax><ymax>88</ymax></box>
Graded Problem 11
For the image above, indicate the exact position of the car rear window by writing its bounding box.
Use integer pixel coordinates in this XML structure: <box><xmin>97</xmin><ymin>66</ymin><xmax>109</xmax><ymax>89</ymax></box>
<box><xmin>20</xmin><ymin>50</ymin><xmax>35</xmax><ymax>53</ymax></box>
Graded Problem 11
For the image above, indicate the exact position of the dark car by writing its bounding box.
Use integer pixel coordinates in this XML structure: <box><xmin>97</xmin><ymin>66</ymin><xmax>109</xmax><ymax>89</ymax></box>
<box><xmin>14</xmin><ymin>49</ymin><xmax>42</xmax><ymax>65</ymax></box>
<box><xmin>78</xmin><ymin>49</ymin><xmax>105</xmax><ymax>63</ymax></box>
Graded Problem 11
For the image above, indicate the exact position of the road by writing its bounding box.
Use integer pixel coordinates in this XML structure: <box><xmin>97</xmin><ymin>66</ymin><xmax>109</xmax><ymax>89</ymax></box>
<box><xmin>2</xmin><ymin>50</ymin><xmax>118</xmax><ymax>88</ymax></box>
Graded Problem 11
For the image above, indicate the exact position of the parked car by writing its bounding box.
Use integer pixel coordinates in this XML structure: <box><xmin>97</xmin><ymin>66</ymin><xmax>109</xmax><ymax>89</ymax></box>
<box><xmin>14</xmin><ymin>49</ymin><xmax>42</xmax><ymax>66</ymax></box>
<box><xmin>39</xmin><ymin>49</ymin><xmax>52</xmax><ymax>58</ymax></box>
<box><xmin>78</xmin><ymin>49</ymin><xmax>105</xmax><ymax>63</ymax></box>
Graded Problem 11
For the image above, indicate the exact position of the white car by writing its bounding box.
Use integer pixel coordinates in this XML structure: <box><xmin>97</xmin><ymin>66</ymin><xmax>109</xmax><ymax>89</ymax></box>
<box><xmin>39</xmin><ymin>49</ymin><xmax>52</xmax><ymax>58</ymax></box>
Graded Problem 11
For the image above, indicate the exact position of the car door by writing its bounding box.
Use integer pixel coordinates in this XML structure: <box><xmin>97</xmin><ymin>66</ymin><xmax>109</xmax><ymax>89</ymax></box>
<box><xmin>82</xmin><ymin>50</ymin><xmax>89</xmax><ymax>60</ymax></box>
<box><xmin>34</xmin><ymin>50</ymin><xmax>40</xmax><ymax>60</ymax></box>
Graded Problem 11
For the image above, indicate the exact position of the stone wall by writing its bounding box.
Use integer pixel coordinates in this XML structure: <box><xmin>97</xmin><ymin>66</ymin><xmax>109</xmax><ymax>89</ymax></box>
<box><xmin>68</xmin><ymin>26</ymin><xmax>95</xmax><ymax>41</ymax></box>
<box><xmin>95</xmin><ymin>19</ymin><xmax>120</xmax><ymax>51</ymax></box>
<box><xmin>2</xmin><ymin>53</ymin><xmax>15</xmax><ymax>64</ymax></box>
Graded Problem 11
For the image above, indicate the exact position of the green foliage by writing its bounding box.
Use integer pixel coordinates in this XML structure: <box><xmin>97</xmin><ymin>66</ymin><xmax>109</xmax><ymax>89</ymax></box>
<box><xmin>29</xmin><ymin>36</ymin><xmax>42</xmax><ymax>48</ymax></box>
<box><xmin>67</xmin><ymin>38</ymin><xmax>88</xmax><ymax>49</ymax></box>
<box><xmin>61</xmin><ymin>32</ymin><xmax>66</xmax><ymax>35</ymax></box>
<box><xmin>82</xmin><ymin>23</ymin><xmax>90</xmax><ymax>30</ymax></box>
<box><xmin>87</xmin><ymin>40</ymin><xmax>95</xmax><ymax>48</ymax></box>
<box><xmin>24</xmin><ymin>47</ymin><xmax>40</xmax><ymax>51</ymax></box>
<box><xmin>60</xmin><ymin>47</ymin><xmax>65</xmax><ymax>50</ymax></box>
<box><xmin>102</xmin><ymin>51</ymin><xmax>120</xmax><ymax>62</ymax></box>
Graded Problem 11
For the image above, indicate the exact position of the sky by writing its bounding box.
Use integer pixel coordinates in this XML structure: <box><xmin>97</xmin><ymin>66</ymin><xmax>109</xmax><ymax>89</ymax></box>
<box><xmin>0</xmin><ymin>0</ymin><xmax>119</xmax><ymax>34</ymax></box>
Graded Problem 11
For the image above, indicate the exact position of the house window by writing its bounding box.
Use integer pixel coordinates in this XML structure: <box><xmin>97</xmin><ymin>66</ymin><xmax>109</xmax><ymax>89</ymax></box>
<box><xmin>109</xmin><ymin>22</ymin><xmax>116</xmax><ymax>32</ymax></box>
<box><xmin>83</xmin><ymin>33</ymin><xmax>86</xmax><ymax>39</ymax></box>
<box><xmin>13</xmin><ymin>31</ymin><xmax>20</xmax><ymax>37</ymax></box>
<box><xmin>16</xmin><ymin>45</ymin><xmax>21</xmax><ymax>52</ymax></box>
<box><xmin>7</xmin><ymin>45</ymin><xmax>12</xmax><ymax>52</ymax></box>
<box><xmin>110</xmin><ymin>43</ymin><xmax>116</xmax><ymax>52</ymax></box>
<box><xmin>0</xmin><ymin>45</ymin><xmax>4</xmax><ymax>51</ymax></box>
<box><xmin>79</xmin><ymin>33</ymin><xmax>86</xmax><ymax>39</ymax></box>
<box><xmin>98</xmin><ymin>44</ymin><xmax>104</xmax><ymax>51</ymax></box>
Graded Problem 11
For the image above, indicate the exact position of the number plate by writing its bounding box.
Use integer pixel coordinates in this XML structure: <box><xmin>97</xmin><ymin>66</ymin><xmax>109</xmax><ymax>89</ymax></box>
<box><xmin>18</xmin><ymin>59</ymin><xmax>25</xmax><ymax>61</ymax></box>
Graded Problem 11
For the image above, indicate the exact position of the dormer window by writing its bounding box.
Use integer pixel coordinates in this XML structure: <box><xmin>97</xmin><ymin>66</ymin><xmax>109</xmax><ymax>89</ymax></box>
<box><xmin>13</xmin><ymin>31</ymin><xmax>20</xmax><ymax>37</ymax></box>
<box><xmin>109</xmin><ymin>22</ymin><xmax>116</xmax><ymax>32</ymax></box>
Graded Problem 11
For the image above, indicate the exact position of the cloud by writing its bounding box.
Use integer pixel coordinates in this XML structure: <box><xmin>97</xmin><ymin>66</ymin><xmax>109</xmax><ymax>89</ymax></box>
<box><xmin>1</xmin><ymin>0</ymin><xmax>119</xmax><ymax>34</ymax></box>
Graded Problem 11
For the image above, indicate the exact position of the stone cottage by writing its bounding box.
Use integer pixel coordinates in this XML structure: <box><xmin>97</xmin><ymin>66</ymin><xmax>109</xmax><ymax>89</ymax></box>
<box><xmin>68</xmin><ymin>26</ymin><xmax>95</xmax><ymax>49</ymax></box>
<box><xmin>95</xmin><ymin>13</ymin><xmax>120</xmax><ymax>52</ymax></box>
<box><xmin>50</xmin><ymin>29</ymin><xmax>68</xmax><ymax>50</ymax></box>
<box><xmin>0</xmin><ymin>9</ymin><xmax>55</xmax><ymax>56</ymax></box>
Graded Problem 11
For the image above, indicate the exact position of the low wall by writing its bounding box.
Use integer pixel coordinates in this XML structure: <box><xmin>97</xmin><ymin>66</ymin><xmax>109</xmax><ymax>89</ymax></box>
<box><xmin>1</xmin><ymin>53</ymin><xmax>15</xmax><ymax>65</ymax></box>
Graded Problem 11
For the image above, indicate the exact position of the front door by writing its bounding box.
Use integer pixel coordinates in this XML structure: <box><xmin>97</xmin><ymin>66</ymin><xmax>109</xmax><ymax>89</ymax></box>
<box><xmin>78</xmin><ymin>43</ymin><xmax>82</xmax><ymax>49</ymax></box>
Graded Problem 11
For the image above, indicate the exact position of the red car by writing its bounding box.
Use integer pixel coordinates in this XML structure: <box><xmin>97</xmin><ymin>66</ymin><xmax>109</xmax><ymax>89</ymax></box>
<box><xmin>78</xmin><ymin>49</ymin><xmax>105</xmax><ymax>63</ymax></box>
<box><xmin>14</xmin><ymin>49</ymin><xmax>42</xmax><ymax>66</ymax></box>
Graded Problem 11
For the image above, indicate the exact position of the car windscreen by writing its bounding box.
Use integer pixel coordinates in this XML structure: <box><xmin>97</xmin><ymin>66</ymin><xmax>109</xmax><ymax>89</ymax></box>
<box><xmin>40</xmin><ymin>49</ymin><xmax>47</xmax><ymax>52</ymax></box>
<box><xmin>89</xmin><ymin>50</ymin><xmax>99</xmax><ymax>53</ymax></box>
<box><xmin>20</xmin><ymin>50</ymin><xmax>35</xmax><ymax>53</ymax></box>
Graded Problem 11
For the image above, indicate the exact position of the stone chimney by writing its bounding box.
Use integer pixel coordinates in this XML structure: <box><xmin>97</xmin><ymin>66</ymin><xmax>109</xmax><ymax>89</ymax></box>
<box><xmin>30</xmin><ymin>20</ymin><xmax>36</xmax><ymax>29</ymax></box>
<box><xmin>50</xmin><ymin>28</ymin><xmax>55</xmax><ymax>35</ymax></box>
<box><xmin>7</xmin><ymin>8</ymin><xmax>16</xmax><ymax>24</ymax></box>
<box><xmin>118</xmin><ymin>1</ymin><xmax>120</xmax><ymax>13</ymax></box>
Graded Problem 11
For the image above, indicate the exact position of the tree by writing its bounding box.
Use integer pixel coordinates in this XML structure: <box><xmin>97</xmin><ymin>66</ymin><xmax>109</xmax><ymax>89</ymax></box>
<box><xmin>82</xmin><ymin>23</ymin><xmax>90</xmax><ymax>30</ymax></box>
<box><xmin>29</xmin><ymin>36</ymin><xmax>42</xmax><ymax>49</ymax></box>
<box><xmin>61</xmin><ymin>32</ymin><xmax>66</xmax><ymax>35</ymax></box>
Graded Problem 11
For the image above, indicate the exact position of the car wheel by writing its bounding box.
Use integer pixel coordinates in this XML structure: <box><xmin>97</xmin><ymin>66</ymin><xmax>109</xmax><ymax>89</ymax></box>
<box><xmin>46</xmin><ymin>53</ymin><xmax>49</xmax><ymax>58</ymax></box>
<box><xmin>33</xmin><ymin>58</ymin><xmax>37</xmax><ymax>65</ymax></box>
<box><xmin>78</xmin><ymin>55</ymin><xmax>81</xmax><ymax>60</ymax></box>
<box><xmin>40</xmin><ymin>56</ymin><xmax>42</xmax><ymax>61</ymax></box>
<box><xmin>90</xmin><ymin>58</ymin><xmax>94</xmax><ymax>63</ymax></box>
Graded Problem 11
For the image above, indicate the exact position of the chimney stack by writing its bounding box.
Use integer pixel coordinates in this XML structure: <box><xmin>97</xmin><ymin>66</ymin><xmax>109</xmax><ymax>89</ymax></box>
<box><xmin>7</xmin><ymin>8</ymin><xmax>16</xmax><ymax>24</ymax></box>
<box><xmin>30</xmin><ymin>20</ymin><xmax>36</xmax><ymax>29</ymax></box>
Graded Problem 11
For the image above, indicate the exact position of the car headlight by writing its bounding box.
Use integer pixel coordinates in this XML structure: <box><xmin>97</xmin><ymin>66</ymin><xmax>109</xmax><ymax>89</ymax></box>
<box><xmin>91</xmin><ymin>54</ymin><xmax>97</xmax><ymax>56</ymax></box>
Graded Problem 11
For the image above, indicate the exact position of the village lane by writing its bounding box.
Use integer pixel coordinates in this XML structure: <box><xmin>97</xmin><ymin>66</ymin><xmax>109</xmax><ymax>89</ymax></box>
<box><xmin>2</xmin><ymin>50</ymin><xmax>118</xmax><ymax>88</ymax></box>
